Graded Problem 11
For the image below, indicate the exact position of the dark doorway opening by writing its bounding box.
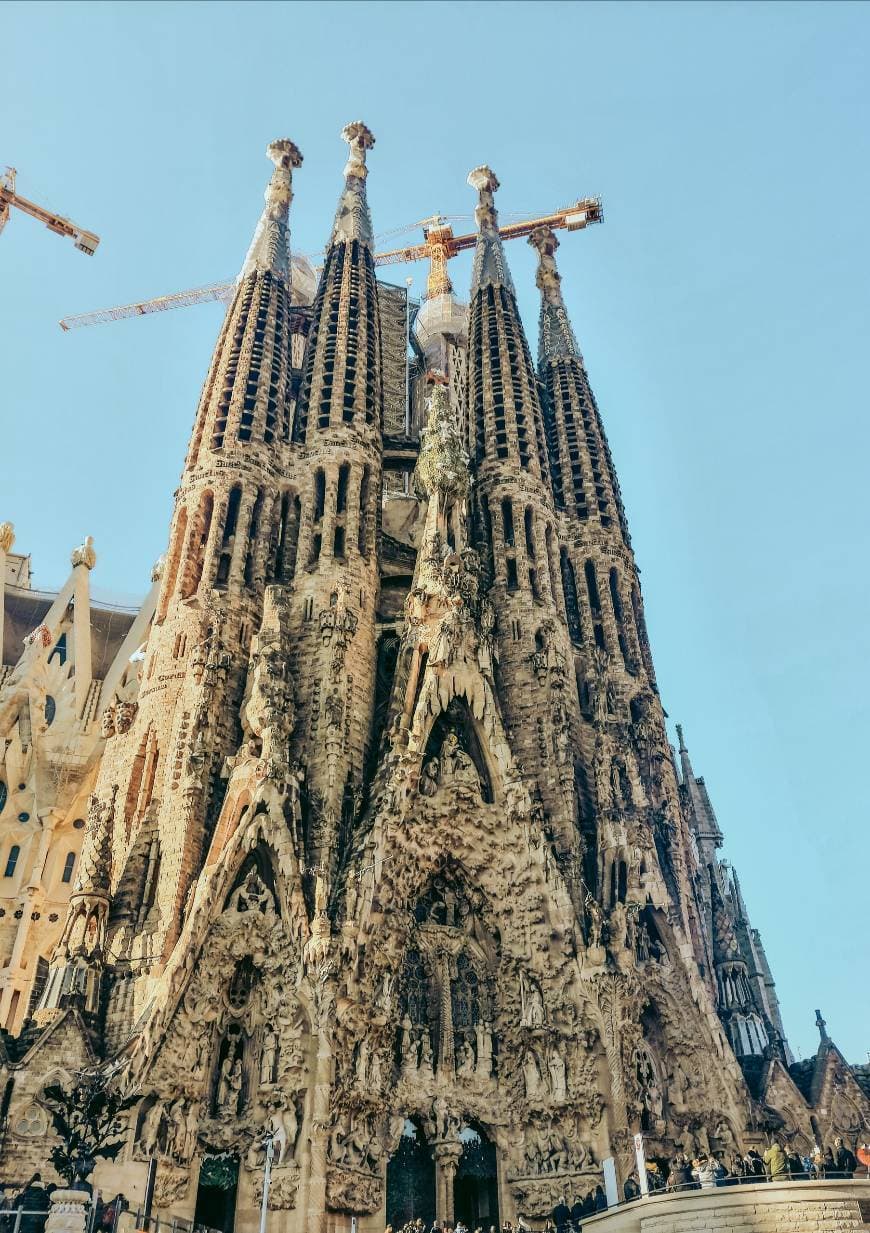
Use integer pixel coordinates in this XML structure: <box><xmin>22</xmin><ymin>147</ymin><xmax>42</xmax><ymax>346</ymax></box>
<box><xmin>386</xmin><ymin>1118</ymin><xmax>436</xmax><ymax>1228</ymax></box>
<box><xmin>194</xmin><ymin>1154</ymin><xmax>239</xmax><ymax>1233</ymax></box>
<box><xmin>454</xmin><ymin>1122</ymin><xmax>498</xmax><ymax>1230</ymax></box>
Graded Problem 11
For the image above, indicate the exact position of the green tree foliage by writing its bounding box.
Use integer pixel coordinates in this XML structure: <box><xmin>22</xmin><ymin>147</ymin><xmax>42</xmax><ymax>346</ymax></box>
<box><xmin>42</xmin><ymin>1072</ymin><xmax>139</xmax><ymax>1185</ymax></box>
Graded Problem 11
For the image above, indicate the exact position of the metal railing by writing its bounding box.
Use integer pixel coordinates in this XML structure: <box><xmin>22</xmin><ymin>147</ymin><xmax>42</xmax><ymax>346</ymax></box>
<box><xmin>120</xmin><ymin>1207</ymin><xmax>221</xmax><ymax>1233</ymax></box>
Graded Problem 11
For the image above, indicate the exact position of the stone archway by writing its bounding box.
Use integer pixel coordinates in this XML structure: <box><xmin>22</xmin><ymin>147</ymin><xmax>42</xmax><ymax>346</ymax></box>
<box><xmin>386</xmin><ymin>1117</ymin><xmax>436</xmax><ymax>1228</ymax></box>
<box><xmin>454</xmin><ymin>1122</ymin><xmax>499</xmax><ymax>1231</ymax></box>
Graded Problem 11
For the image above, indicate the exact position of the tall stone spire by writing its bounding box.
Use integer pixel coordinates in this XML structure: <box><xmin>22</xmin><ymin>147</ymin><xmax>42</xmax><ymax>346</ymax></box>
<box><xmin>528</xmin><ymin>224</ymin><xmax>628</xmax><ymax>542</ymax></box>
<box><xmin>468</xmin><ymin>166</ymin><xmax>515</xmax><ymax>297</ymax></box>
<box><xmin>286</xmin><ymin>123</ymin><xmax>384</xmax><ymax>883</ymax></box>
<box><xmin>529</xmin><ymin>225</ymin><xmax>581</xmax><ymax>364</ymax></box>
<box><xmin>238</xmin><ymin>137</ymin><xmax>302</xmax><ymax>285</ymax></box>
<box><xmin>466</xmin><ymin>165</ymin><xmax>548</xmax><ymax>479</ymax></box>
<box><xmin>293</xmin><ymin>123</ymin><xmax>381</xmax><ymax>443</ymax></box>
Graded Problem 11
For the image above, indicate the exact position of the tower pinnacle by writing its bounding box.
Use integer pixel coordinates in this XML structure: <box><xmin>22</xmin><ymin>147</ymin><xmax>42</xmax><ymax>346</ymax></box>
<box><xmin>468</xmin><ymin>165</ymin><xmax>514</xmax><ymax>295</ymax></box>
<box><xmin>238</xmin><ymin>137</ymin><xmax>302</xmax><ymax>286</ymax></box>
<box><xmin>528</xmin><ymin>225</ymin><xmax>581</xmax><ymax>363</ymax></box>
<box><xmin>331</xmin><ymin>122</ymin><xmax>375</xmax><ymax>249</ymax></box>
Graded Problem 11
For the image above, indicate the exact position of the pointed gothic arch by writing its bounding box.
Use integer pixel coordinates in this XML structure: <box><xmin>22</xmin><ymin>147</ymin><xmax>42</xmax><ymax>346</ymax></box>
<box><xmin>420</xmin><ymin>698</ymin><xmax>494</xmax><ymax>804</ymax></box>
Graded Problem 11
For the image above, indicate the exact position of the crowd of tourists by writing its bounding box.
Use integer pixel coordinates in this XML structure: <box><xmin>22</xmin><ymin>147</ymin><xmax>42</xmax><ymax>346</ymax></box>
<box><xmin>385</xmin><ymin>1137</ymin><xmax>861</xmax><ymax>1233</ymax></box>
<box><xmin>622</xmin><ymin>1135</ymin><xmax>860</xmax><ymax>1200</ymax></box>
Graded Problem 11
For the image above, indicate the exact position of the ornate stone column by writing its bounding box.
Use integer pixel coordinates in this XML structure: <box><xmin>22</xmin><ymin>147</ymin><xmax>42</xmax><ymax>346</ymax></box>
<box><xmin>45</xmin><ymin>1189</ymin><xmax>90</xmax><ymax>1233</ymax></box>
<box><xmin>434</xmin><ymin>1141</ymin><xmax>462</xmax><ymax>1227</ymax></box>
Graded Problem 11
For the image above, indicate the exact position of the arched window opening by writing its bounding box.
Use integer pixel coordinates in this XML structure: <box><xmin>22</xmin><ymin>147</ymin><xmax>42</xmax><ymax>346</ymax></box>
<box><xmin>358</xmin><ymin>465</ymin><xmax>371</xmax><ymax>557</ymax></box>
<box><xmin>336</xmin><ymin>463</ymin><xmax>350</xmax><ymax>515</ymax></box>
<box><xmin>333</xmin><ymin>526</ymin><xmax>346</xmax><ymax>558</ymax></box>
<box><xmin>585</xmin><ymin>559</ymin><xmax>606</xmax><ymax>651</ymax></box>
<box><xmin>0</xmin><ymin>782</ymin><xmax>6</xmax><ymax>814</ymax></box>
<box><xmin>524</xmin><ymin>507</ymin><xmax>536</xmax><ymax>559</ymax></box>
<box><xmin>49</xmin><ymin>634</ymin><xmax>67</xmax><ymax>667</ymax></box>
<box><xmin>4</xmin><ymin>846</ymin><xmax>20</xmax><ymax>879</ymax></box>
<box><xmin>544</xmin><ymin>524</ymin><xmax>558</xmax><ymax>603</ymax></box>
<box><xmin>180</xmin><ymin>491</ymin><xmax>214</xmax><ymax>600</ymax></box>
<box><xmin>506</xmin><ymin>558</ymin><xmax>519</xmax><ymax>593</ymax></box>
<box><xmin>222</xmin><ymin>485</ymin><xmax>242</xmax><ymax>546</ymax></box>
<box><xmin>618</xmin><ymin>859</ymin><xmax>628</xmax><ymax>904</ymax></box>
<box><xmin>501</xmin><ymin>498</ymin><xmax>515</xmax><ymax>548</ymax></box>
<box><xmin>274</xmin><ymin>493</ymin><xmax>301</xmax><ymax>582</ymax></box>
<box><xmin>61</xmin><ymin>852</ymin><xmax>76</xmax><ymax>884</ymax></box>
<box><xmin>244</xmin><ymin>488</ymin><xmax>263</xmax><ymax>587</ymax></box>
<box><xmin>477</xmin><ymin>494</ymin><xmax>495</xmax><ymax>585</ymax></box>
<box><xmin>609</xmin><ymin>567</ymin><xmax>632</xmax><ymax>669</ymax></box>
<box><xmin>44</xmin><ymin>696</ymin><xmax>56</xmax><ymax>726</ymax></box>
<box><xmin>313</xmin><ymin>470</ymin><xmax>326</xmax><ymax>522</ymax></box>
<box><xmin>308</xmin><ymin>533</ymin><xmax>322</xmax><ymax>568</ymax></box>
<box><xmin>560</xmin><ymin>549</ymin><xmax>581</xmax><ymax>643</ymax></box>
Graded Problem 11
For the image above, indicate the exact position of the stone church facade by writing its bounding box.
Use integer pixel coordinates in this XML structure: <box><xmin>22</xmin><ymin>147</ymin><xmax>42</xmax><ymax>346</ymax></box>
<box><xmin>0</xmin><ymin>125</ymin><xmax>867</xmax><ymax>1231</ymax></box>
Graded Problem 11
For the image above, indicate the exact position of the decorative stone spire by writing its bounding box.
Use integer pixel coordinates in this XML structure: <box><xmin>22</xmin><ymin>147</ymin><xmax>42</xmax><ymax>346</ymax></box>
<box><xmin>468</xmin><ymin>165</ymin><xmax>515</xmax><ymax>296</ymax></box>
<box><xmin>293</xmin><ymin>122</ymin><xmax>382</xmax><ymax>441</ymax></box>
<box><xmin>815</xmin><ymin>1008</ymin><xmax>830</xmax><ymax>1043</ymax></box>
<box><xmin>331</xmin><ymin>121</ymin><xmax>375</xmax><ymax>248</ymax></box>
<box><xmin>238</xmin><ymin>138</ymin><xmax>302</xmax><ymax>286</ymax></box>
<box><xmin>528</xmin><ymin>225</ymin><xmax>581</xmax><ymax>364</ymax></box>
<box><xmin>0</xmin><ymin>521</ymin><xmax>14</xmax><ymax>553</ymax></box>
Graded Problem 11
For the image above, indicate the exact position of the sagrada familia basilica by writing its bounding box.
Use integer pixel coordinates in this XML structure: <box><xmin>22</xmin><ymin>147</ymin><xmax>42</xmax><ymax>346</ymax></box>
<box><xmin>0</xmin><ymin>125</ymin><xmax>867</xmax><ymax>1231</ymax></box>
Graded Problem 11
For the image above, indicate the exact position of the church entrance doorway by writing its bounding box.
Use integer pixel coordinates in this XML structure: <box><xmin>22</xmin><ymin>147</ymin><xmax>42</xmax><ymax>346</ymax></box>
<box><xmin>386</xmin><ymin>1118</ymin><xmax>436</xmax><ymax>1228</ymax></box>
<box><xmin>194</xmin><ymin>1153</ymin><xmax>239</xmax><ymax>1233</ymax></box>
<box><xmin>454</xmin><ymin>1123</ymin><xmax>498</xmax><ymax>1230</ymax></box>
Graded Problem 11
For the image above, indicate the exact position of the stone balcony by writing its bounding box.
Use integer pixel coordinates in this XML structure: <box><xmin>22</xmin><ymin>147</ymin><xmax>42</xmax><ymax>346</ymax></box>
<box><xmin>580</xmin><ymin>1178</ymin><xmax>870</xmax><ymax>1232</ymax></box>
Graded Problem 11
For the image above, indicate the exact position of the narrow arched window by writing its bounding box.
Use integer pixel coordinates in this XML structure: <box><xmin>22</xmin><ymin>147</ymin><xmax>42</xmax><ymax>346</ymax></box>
<box><xmin>501</xmin><ymin>498</ymin><xmax>515</xmax><ymax>548</ymax></box>
<box><xmin>585</xmin><ymin>559</ymin><xmax>606</xmax><ymax>651</ymax></box>
<box><xmin>560</xmin><ymin>549</ymin><xmax>581</xmax><ymax>644</ymax></box>
<box><xmin>524</xmin><ymin>507</ymin><xmax>536</xmax><ymax>559</ymax></box>
<box><xmin>336</xmin><ymin>463</ymin><xmax>350</xmax><ymax>515</ymax></box>
<box><xmin>61</xmin><ymin>852</ymin><xmax>75</xmax><ymax>884</ymax></box>
<box><xmin>313</xmin><ymin>470</ymin><xmax>326</xmax><ymax>522</ymax></box>
<box><xmin>0</xmin><ymin>782</ymin><xmax>6</xmax><ymax>814</ymax></box>
<box><xmin>609</xmin><ymin>567</ymin><xmax>631</xmax><ymax>668</ymax></box>
<box><xmin>44</xmin><ymin>696</ymin><xmax>56</xmax><ymax>726</ymax></box>
<box><xmin>358</xmin><ymin>465</ymin><xmax>371</xmax><ymax>557</ymax></box>
<box><xmin>4</xmin><ymin>846</ymin><xmax>20</xmax><ymax>879</ymax></box>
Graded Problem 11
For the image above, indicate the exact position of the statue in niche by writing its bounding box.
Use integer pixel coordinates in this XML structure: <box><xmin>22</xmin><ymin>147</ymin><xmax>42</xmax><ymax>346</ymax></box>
<box><xmin>548</xmin><ymin>1047</ymin><xmax>568</xmax><ymax>1101</ymax></box>
<box><xmin>419</xmin><ymin>1029</ymin><xmax>434</xmax><ymax>1079</ymax></box>
<box><xmin>269</xmin><ymin>1102</ymin><xmax>299</xmax><ymax>1166</ymax></box>
<box><xmin>217</xmin><ymin>1053</ymin><xmax>243</xmax><ymax>1116</ymax></box>
<box><xmin>520</xmin><ymin>973</ymin><xmax>545</xmax><ymax>1027</ymax></box>
<box><xmin>400</xmin><ymin>1016</ymin><xmax>418</xmax><ymax>1074</ymax></box>
<box><xmin>477</xmin><ymin>597</ymin><xmax>496</xmax><ymax>676</ymax></box>
<box><xmin>369</xmin><ymin>1050</ymin><xmax>383</xmax><ymax>1090</ymax></box>
<box><xmin>585</xmin><ymin>893</ymin><xmax>604</xmax><ymax>950</ymax></box>
<box><xmin>324</xmin><ymin>689</ymin><xmax>344</xmax><ymax>730</ymax></box>
<box><xmin>441</xmin><ymin>730</ymin><xmax>480</xmax><ymax>793</ymax></box>
<box><xmin>419</xmin><ymin>757</ymin><xmax>440</xmax><ymax>797</ymax></box>
<box><xmin>475</xmin><ymin>1021</ymin><xmax>493</xmax><ymax>1077</ymax></box>
<box><xmin>523</xmin><ymin>1049</ymin><xmax>544</xmax><ymax>1099</ymax></box>
<box><xmin>165</xmin><ymin>1099</ymin><xmax>188</xmax><ymax>1162</ymax></box>
<box><xmin>139</xmin><ymin>1098</ymin><xmax>164</xmax><ymax>1157</ymax></box>
<box><xmin>456</xmin><ymin>1038</ymin><xmax>476</xmax><ymax>1078</ymax></box>
<box><xmin>260</xmin><ymin>1025</ymin><xmax>278</xmax><ymax>1085</ymax></box>
<box><xmin>233</xmin><ymin>871</ymin><xmax>272</xmax><ymax>916</ymax></box>
<box><xmin>430</xmin><ymin>597</ymin><xmax>465</xmax><ymax>667</ymax></box>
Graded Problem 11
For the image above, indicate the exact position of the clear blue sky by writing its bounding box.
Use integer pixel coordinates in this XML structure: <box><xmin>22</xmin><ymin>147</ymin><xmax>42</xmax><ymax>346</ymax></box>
<box><xmin>3</xmin><ymin>1</ymin><xmax>868</xmax><ymax>1063</ymax></box>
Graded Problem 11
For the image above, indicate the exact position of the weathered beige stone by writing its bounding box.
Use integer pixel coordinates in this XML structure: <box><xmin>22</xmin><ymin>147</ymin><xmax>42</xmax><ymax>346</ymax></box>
<box><xmin>0</xmin><ymin>130</ymin><xmax>866</xmax><ymax>1233</ymax></box>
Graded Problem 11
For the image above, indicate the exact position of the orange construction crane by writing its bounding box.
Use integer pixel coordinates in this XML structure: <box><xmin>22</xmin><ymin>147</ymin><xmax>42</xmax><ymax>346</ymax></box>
<box><xmin>377</xmin><ymin>197</ymin><xmax>602</xmax><ymax>298</ymax></box>
<box><xmin>0</xmin><ymin>167</ymin><xmax>99</xmax><ymax>256</ymax></box>
<box><xmin>58</xmin><ymin>197</ymin><xmax>600</xmax><ymax>330</ymax></box>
